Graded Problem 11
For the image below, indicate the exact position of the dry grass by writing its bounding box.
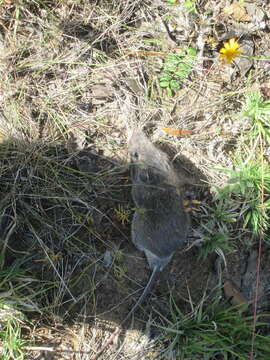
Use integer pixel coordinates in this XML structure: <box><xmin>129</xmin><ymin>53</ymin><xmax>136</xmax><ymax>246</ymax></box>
<box><xmin>1</xmin><ymin>0</ymin><xmax>270</xmax><ymax>359</ymax></box>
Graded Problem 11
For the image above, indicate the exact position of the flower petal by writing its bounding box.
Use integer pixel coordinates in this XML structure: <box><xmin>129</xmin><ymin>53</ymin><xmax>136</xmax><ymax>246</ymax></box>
<box><xmin>219</xmin><ymin>38</ymin><xmax>242</xmax><ymax>65</ymax></box>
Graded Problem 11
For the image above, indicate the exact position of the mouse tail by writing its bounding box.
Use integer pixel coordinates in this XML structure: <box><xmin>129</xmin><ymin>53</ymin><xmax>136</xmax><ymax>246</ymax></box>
<box><xmin>122</xmin><ymin>267</ymin><xmax>159</xmax><ymax>326</ymax></box>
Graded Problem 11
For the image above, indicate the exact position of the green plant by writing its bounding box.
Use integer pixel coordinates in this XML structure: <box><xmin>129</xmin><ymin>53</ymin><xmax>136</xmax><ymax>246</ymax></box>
<box><xmin>0</xmin><ymin>304</ymin><xmax>27</xmax><ymax>360</ymax></box>
<box><xmin>207</xmin><ymin>199</ymin><xmax>238</xmax><ymax>224</ymax></box>
<box><xmin>183</xmin><ymin>0</ymin><xmax>197</xmax><ymax>13</ymax></box>
<box><xmin>200</xmin><ymin>232</ymin><xmax>232</xmax><ymax>260</ymax></box>
<box><xmin>156</xmin><ymin>296</ymin><xmax>270</xmax><ymax>359</ymax></box>
<box><xmin>242</xmin><ymin>89</ymin><xmax>270</xmax><ymax>143</ymax></box>
<box><xmin>114</xmin><ymin>204</ymin><xmax>131</xmax><ymax>225</ymax></box>
<box><xmin>113</xmin><ymin>250</ymin><xmax>128</xmax><ymax>281</ymax></box>
<box><xmin>0</xmin><ymin>260</ymin><xmax>44</xmax><ymax>311</ymax></box>
<box><xmin>166</xmin><ymin>0</ymin><xmax>197</xmax><ymax>10</ymax></box>
<box><xmin>196</xmin><ymin>199</ymin><xmax>238</xmax><ymax>259</ymax></box>
<box><xmin>214</xmin><ymin>161</ymin><xmax>270</xmax><ymax>238</ymax></box>
<box><xmin>159</xmin><ymin>47</ymin><xmax>197</xmax><ymax>96</ymax></box>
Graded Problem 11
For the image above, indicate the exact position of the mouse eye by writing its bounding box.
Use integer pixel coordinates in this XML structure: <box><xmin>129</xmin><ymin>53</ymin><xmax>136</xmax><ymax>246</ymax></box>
<box><xmin>132</xmin><ymin>152</ymin><xmax>139</xmax><ymax>160</ymax></box>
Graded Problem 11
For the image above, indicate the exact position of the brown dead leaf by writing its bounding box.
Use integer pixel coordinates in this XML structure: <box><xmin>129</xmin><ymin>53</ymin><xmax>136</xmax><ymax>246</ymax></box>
<box><xmin>162</xmin><ymin>127</ymin><xmax>193</xmax><ymax>137</ymax></box>
<box><xmin>224</xmin><ymin>2</ymin><xmax>251</xmax><ymax>22</ymax></box>
<box><xmin>223</xmin><ymin>280</ymin><xmax>249</xmax><ymax>306</ymax></box>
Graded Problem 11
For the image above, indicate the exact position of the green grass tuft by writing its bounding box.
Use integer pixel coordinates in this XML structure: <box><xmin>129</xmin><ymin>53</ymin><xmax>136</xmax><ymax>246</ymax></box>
<box><xmin>0</xmin><ymin>304</ymin><xmax>27</xmax><ymax>360</ymax></box>
<box><xmin>214</xmin><ymin>161</ymin><xmax>270</xmax><ymax>240</ymax></box>
<box><xmin>156</xmin><ymin>296</ymin><xmax>270</xmax><ymax>359</ymax></box>
<box><xmin>242</xmin><ymin>89</ymin><xmax>270</xmax><ymax>143</ymax></box>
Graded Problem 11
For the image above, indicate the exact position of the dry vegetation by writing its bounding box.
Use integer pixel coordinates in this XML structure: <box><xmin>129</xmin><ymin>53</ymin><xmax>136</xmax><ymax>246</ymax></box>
<box><xmin>1</xmin><ymin>0</ymin><xmax>270</xmax><ymax>359</ymax></box>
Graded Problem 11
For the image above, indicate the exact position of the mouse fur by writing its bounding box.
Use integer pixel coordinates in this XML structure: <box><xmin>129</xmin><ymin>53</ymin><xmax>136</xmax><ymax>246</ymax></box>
<box><xmin>121</xmin><ymin>128</ymin><xmax>190</xmax><ymax>322</ymax></box>
<box><xmin>129</xmin><ymin>128</ymin><xmax>190</xmax><ymax>271</ymax></box>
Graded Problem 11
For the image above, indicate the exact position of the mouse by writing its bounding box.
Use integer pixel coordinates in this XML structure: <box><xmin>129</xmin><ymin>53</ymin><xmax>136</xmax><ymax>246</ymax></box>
<box><xmin>91</xmin><ymin>128</ymin><xmax>190</xmax><ymax>359</ymax></box>
<box><xmin>126</xmin><ymin>127</ymin><xmax>190</xmax><ymax>316</ymax></box>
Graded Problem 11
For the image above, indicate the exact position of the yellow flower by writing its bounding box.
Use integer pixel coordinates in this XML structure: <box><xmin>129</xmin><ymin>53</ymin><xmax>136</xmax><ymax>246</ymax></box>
<box><xmin>219</xmin><ymin>38</ymin><xmax>242</xmax><ymax>64</ymax></box>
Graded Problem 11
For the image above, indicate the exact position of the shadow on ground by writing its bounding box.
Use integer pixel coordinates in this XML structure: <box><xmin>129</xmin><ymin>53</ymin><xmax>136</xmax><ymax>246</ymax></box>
<box><xmin>3</xmin><ymin>137</ymin><xmax>267</xmax><ymax>358</ymax></box>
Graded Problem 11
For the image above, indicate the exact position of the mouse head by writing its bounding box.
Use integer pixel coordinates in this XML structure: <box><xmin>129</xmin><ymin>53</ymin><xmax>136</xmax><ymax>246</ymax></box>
<box><xmin>128</xmin><ymin>128</ymin><xmax>150</xmax><ymax>163</ymax></box>
<box><xmin>128</xmin><ymin>128</ymin><xmax>170</xmax><ymax>170</ymax></box>
<box><xmin>128</xmin><ymin>128</ymin><xmax>175</xmax><ymax>189</ymax></box>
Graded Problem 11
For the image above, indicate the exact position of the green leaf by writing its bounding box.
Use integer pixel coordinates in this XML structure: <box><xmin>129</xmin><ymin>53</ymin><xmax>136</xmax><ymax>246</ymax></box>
<box><xmin>159</xmin><ymin>74</ymin><xmax>171</xmax><ymax>81</ymax></box>
<box><xmin>167</xmin><ymin>87</ymin><xmax>173</xmax><ymax>97</ymax></box>
<box><xmin>159</xmin><ymin>81</ymin><xmax>170</xmax><ymax>88</ymax></box>
<box><xmin>175</xmin><ymin>71</ymin><xmax>185</xmax><ymax>77</ymax></box>
<box><xmin>159</xmin><ymin>46</ymin><xmax>197</xmax><ymax>96</ymax></box>
<box><xmin>187</xmin><ymin>47</ymin><xmax>197</xmax><ymax>56</ymax></box>
<box><xmin>170</xmin><ymin>80</ymin><xmax>181</xmax><ymax>90</ymax></box>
